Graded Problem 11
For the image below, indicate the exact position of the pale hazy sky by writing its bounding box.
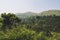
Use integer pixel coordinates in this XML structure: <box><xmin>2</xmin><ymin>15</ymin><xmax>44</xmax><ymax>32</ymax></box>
<box><xmin>0</xmin><ymin>0</ymin><xmax>60</xmax><ymax>13</ymax></box>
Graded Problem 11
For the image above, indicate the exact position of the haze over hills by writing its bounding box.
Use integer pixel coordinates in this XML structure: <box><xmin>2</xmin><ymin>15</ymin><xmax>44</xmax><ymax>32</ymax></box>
<box><xmin>16</xmin><ymin>10</ymin><xmax>60</xmax><ymax>18</ymax></box>
<box><xmin>16</xmin><ymin>12</ymin><xmax>38</xmax><ymax>18</ymax></box>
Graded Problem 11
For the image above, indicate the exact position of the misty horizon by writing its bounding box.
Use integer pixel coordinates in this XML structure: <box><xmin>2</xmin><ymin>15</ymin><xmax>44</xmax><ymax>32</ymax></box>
<box><xmin>0</xmin><ymin>0</ymin><xmax>60</xmax><ymax>13</ymax></box>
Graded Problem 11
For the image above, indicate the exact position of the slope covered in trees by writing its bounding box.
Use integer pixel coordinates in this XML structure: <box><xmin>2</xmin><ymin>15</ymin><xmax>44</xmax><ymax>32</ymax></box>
<box><xmin>16</xmin><ymin>12</ymin><xmax>38</xmax><ymax>18</ymax></box>
<box><xmin>16</xmin><ymin>10</ymin><xmax>60</xmax><ymax>18</ymax></box>
<box><xmin>40</xmin><ymin>10</ymin><xmax>60</xmax><ymax>16</ymax></box>
<box><xmin>0</xmin><ymin>10</ymin><xmax>60</xmax><ymax>40</ymax></box>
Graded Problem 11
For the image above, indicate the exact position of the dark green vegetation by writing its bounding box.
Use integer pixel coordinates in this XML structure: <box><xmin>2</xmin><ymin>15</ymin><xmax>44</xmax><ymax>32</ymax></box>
<box><xmin>0</xmin><ymin>10</ymin><xmax>60</xmax><ymax>40</ymax></box>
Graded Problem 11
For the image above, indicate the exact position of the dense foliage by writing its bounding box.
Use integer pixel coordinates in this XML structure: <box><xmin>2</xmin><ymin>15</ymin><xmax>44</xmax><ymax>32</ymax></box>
<box><xmin>0</xmin><ymin>12</ymin><xmax>60</xmax><ymax>40</ymax></box>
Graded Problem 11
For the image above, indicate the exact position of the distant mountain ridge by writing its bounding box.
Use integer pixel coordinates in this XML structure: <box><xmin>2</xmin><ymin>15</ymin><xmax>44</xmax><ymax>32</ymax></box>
<box><xmin>40</xmin><ymin>10</ymin><xmax>60</xmax><ymax>16</ymax></box>
<box><xmin>16</xmin><ymin>12</ymin><xmax>38</xmax><ymax>18</ymax></box>
<box><xmin>16</xmin><ymin>10</ymin><xmax>60</xmax><ymax>18</ymax></box>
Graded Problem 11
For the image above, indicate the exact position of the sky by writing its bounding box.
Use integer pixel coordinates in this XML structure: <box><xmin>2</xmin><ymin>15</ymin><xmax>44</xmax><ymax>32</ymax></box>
<box><xmin>0</xmin><ymin>0</ymin><xmax>60</xmax><ymax>13</ymax></box>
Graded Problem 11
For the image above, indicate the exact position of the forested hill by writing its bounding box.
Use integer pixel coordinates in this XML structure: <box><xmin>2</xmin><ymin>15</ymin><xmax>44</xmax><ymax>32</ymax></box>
<box><xmin>16</xmin><ymin>10</ymin><xmax>60</xmax><ymax>17</ymax></box>
<box><xmin>16</xmin><ymin>12</ymin><xmax>38</xmax><ymax>18</ymax></box>
<box><xmin>40</xmin><ymin>10</ymin><xmax>60</xmax><ymax>16</ymax></box>
<box><xmin>0</xmin><ymin>11</ymin><xmax>60</xmax><ymax>40</ymax></box>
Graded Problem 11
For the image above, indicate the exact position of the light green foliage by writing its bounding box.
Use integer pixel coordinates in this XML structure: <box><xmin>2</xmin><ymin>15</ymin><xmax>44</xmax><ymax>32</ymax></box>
<box><xmin>0</xmin><ymin>11</ymin><xmax>60</xmax><ymax>40</ymax></box>
<box><xmin>40</xmin><ymin>10</ymin><xmax>60</xmax><ymax>16</ymax></box>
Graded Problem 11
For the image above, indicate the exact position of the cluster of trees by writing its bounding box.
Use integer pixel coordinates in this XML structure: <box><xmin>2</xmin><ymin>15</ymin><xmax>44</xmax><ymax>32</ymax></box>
<box><xmin>0</xmin><ymin>13</ymin><xmax>60</xmax><ymax>40</ymax></box>
<box><xmin>1</xmin><ymin>13</ymin><xmax>21</xmax><ymax>31</ymax></box>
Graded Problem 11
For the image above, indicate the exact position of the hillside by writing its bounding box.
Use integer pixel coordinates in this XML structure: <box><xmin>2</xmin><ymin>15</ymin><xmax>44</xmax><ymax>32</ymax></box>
<box><xmin>40</xmin><ymin>10</ymin><xmax>60</xmax><ymax>16</ymax></box>
<box><xmin>16</xmin><ymin>12</ymin><xmax>38</xmax><ymax>18</ymax></box>
<box><xmin>16</xmin><ymin>10</ymin><xmax>60</xmax><ymax>18</ymax></box>
<box><xmin>0</xmin><ymin>13</ymin><xmax>60</xmax><ymax>40</ymax></box>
